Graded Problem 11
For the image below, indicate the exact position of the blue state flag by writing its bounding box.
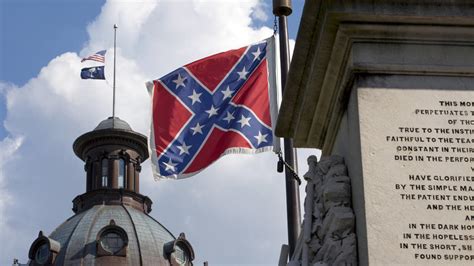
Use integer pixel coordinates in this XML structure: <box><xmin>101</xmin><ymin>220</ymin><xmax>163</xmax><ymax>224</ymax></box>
<box><xmin>81</xmin><ymin>66</ymin><xmax>105</xmax><ymax>80</ymax></box>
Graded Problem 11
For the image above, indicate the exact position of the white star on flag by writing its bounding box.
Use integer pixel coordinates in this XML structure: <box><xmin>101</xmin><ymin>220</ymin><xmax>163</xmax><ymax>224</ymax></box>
<box><xmin>254</xmin><ymin>131</ymin><xmax>268</xmax><ymax>145</ymax></box>
<box><xmin>223</xmin><ymin>111</ymin><xmax>235</xmax><ymax>123</ymax></box>
<box><xmin>190</xmin><ymin>123</ymin><xmax>204</xmax><ymax>135</ymax></box>
<box><xmin>173</xmin><ymin>74</ymin><xmax>186</xmax><ymax>89</ymax></box>
<box><xmin>205</xmin><ymin>105</ymin><xmax>219</xmax><ymax>118</ymax></box>
<box><xmin>188</xmin><ymin>90</ymin><xmax>202</xmax><ymax>105</ymax></box>
<box><xmin>163</xmin><ymin>159</ymin><xmax>177</xmax><ymax>172</ymax></box>
<box><xmin>237</xmin><ymin>115</ymin><xmax>251</xmax><ymax>128</ymax></box>
<box><xmin>177</xmin><ymin>142</ymin><xmax>192</xmax><ymax>155</ymax></box>
<box><xmin>252</xmin><ymin>47</ymin><xmax>262</xmax><ymax>61</ymax></box>
<box><xmin>237</xmin><ymin>67</ymin><xmax>248</xmax><ymax>80</ymax></box>
<box><xmin>221</xmin><ymin>86</ymin><xmax>234</xmax><ymax>100</ymax></box>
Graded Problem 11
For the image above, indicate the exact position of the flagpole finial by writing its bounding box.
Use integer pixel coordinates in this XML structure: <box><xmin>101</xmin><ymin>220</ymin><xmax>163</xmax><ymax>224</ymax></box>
<box><xmin>273</xmin><ymin>0</ymin><xmax>292</xmax><ymax>16</ymax></box>
<box><xmin>114</xmin><ymin>24</ymin><xmax>118</xmax><ymax>29</ymax></box>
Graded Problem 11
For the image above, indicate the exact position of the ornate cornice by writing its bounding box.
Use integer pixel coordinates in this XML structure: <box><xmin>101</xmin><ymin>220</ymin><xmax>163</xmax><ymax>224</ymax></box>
<box><xmin>72</xmin><ymin>189</ymin><xmax>153</xmax><ymax>214</ymax></box>
<box><xmin>276</xmin><ymin>0</ymin><xmax>474</xmax><ymax>152</ymax></box>
<box><xmin>73</xmin><ymin>128</ymin><xmax>148</xmax><ymax>161</ymax></box>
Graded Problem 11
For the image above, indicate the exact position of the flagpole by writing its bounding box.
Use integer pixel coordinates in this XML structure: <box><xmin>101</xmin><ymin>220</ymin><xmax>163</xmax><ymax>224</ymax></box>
<box><xmin>273</xmin><ymin>0</ymin><xmax>301</xmax><ymax>259</ymax></box>
<box><xmin>112</xmin><ymin>24</ymin><xmax>118</xmax><ymax>128</ymax></box>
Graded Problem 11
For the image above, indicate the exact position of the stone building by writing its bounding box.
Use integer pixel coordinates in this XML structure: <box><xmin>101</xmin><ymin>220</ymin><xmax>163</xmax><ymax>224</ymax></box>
<box><xmin>26</xmin><ymin>117</ymin><xmax>194</xmax><ymax>265</ymax></box>
<box><xmin>277</xmin><ymin>1</ymin><xmax>474</xmax><ymax>265</ymax></box>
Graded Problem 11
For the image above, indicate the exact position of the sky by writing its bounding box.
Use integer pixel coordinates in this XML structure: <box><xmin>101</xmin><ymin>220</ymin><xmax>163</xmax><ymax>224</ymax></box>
<box><xmin>0</xmin><ymin>0</ymin><xmax>318</xmax><ymax>265</ymax></box>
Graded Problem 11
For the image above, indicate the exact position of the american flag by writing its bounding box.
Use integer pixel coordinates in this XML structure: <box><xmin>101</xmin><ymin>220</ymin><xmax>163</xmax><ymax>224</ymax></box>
<box><xmin>81</xmin><ymin>50</ymin><xmax>106</xmax><ymax>63</ymax></box>
<box><xmin>147</xmin><ymin>37</ymin><xmax>279</xmax><ymax>179</ymax></box>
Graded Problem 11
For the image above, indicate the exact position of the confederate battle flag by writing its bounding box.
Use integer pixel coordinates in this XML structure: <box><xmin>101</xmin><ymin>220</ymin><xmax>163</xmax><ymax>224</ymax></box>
<box><xmin>147</xmin><ymin>37</ymin><xmax>279</xmax><ymax>179</ymax></box>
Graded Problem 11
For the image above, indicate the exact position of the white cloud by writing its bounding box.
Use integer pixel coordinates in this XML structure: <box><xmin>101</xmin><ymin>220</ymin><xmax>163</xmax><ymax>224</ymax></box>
<box><xmin>83</xmin><ymin>0</ymin><xmax>158</xmax><ymax>57</ymax></box>
<box><xmin>0</xmin><ymin>133</ymin><xmax>24</xmax><ymax>264</ymax></box>
<box><xmin>0</xmin><ymin>0</ymin><xmax>319</xmax><ymax>265</ymax></box>
<box><xmin>0</xmin><ymin>136</ymin><xmax>23</xmax><ymax>227</ymax></box>
<box><xmin>251</xmin><ymin>0</ymin><xmax>269</xmax><ymax>21</ymax></box>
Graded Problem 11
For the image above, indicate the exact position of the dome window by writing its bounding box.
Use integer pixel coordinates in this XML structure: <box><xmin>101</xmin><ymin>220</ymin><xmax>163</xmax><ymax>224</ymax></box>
<box><xmin>28</xmin><ymin>231</ymin><xmax>60</xmax><ymax>265</ymax></box>
<box><xmin>164</xmin><ymin>233</ymin><xmax>195</xmax><ymax>266</ymax></box>
<box><xmin>101</xmin><ymin>158</ymin><xmax>108</xmax><ymax>187</ymax></box>
<box><xmin>96</xmin><ymin>219</ymin><xmax>128</xmax><ymax>257</ymax></box>
<box><xmin>100</xmin><ymin>231</ymin><xmax>123</xmax><ymax>253</ymax></box>
<box><xmin>118</xmin><ymin>158</ymin><xmax>125</xmax><ymax>188</ymax></box>
<box><xmin>35</xmin><ymin>243</ymin><xmax>49</xmax><ymax>264</ymax></box>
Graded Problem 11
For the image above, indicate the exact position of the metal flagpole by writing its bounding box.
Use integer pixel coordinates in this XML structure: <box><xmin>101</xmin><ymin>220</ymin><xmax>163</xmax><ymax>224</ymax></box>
<box><xmin>112</xmin><ymin>24</ymin><xmax>118</xmax><ymax>128</ymax></box>
<box><xmin>273</xmin><ymin>0</ymin><xmax>301</xmax><ymax>259</ymax></box>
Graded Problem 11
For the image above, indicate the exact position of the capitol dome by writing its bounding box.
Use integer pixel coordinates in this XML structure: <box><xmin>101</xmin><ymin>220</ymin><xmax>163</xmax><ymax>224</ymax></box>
<box><xmin>27</xmin><ymin>117</ymin><xmax>194</xmax><ymax>266</ymax></box>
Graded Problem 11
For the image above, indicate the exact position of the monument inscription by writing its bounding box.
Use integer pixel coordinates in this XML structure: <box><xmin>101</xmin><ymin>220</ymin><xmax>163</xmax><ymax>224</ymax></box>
<box><xmin>358</xmin><ymin>88</ymin><xmax>474</xmax><ymax>265</ymax></box>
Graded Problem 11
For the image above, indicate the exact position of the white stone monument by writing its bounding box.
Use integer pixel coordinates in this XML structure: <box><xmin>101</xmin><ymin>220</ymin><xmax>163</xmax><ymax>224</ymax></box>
<box><xmin>277</xmin><ymin>1</ymin><xmax>474</xmax><ymax>265</ymax></box>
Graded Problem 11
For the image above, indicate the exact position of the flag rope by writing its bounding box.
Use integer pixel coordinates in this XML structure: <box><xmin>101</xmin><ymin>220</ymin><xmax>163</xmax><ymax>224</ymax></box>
<box><xmin>277</xmin><ymin>151</ymin><xmax>301</xmax><ymax>185</ymax></box>
<box><xmin>273</xmin><ymin>16</ymin><xmax>278</xmax><ymax>35</ymax></box>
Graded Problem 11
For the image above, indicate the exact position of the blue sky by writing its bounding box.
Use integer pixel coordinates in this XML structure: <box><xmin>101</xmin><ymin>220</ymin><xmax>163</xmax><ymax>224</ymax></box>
<box><xmin>0</xmin><ymin>0</ymin><xmax>309</xmax><ymax>265</ymax></box>
<box><xmin>0</xmin><ymin>0</ymin><xmax>301</xmax><ymax>85</ymax></box>
<box><xmin>1</xmin><ymin>0</ymin><xmax>104</xmax><ymax>85</ymax></box>
<box><xmin>1</xmin><ymin>0</ymin><xmax>106</xmax><ymax>138</ymax></box>
<box><xmin>0</xmin><ymin>0</ymin><xmax>302</xmax><ymax>138</ymax></box>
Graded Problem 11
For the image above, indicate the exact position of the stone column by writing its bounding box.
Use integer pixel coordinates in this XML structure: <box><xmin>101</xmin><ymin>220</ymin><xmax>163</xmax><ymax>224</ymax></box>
<box><xmin>93</xmin><ymin>161</ymin><xmax>100</xmax><ymax>190</ymax></box>
<box><xmin>85</xmin><ymin>161</ymin><xmax>92</xmax><ymax>192</ymax></box>
<box><xmin>134</xmin><ymin>171</ymin><xmax>140</xmax><ymax>193</ymax></box>
<box><xmin>127</xmin><ymin>162</ymin><xmax>134</xmax><ymax>191</ymax></box>
<box><xmin>110</xmin><ymin>159</ymin><xmax>118</xmax><ymax>189</ymax></box>
<box><xmin>134</xmin><ymin>166</ymin><xmax>140</xmax><ymax>194</ymax></box>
